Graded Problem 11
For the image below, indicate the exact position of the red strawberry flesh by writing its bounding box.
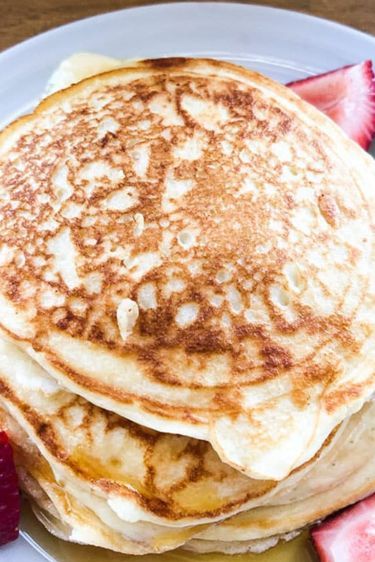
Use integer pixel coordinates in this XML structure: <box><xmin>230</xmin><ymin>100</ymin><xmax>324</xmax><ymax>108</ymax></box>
<box><xmin>0</xmin><ymin>431</ymin><xmax>20</xmax><ymax>546</ymax></box>
<box><xmin>311</xmin><ymin>493</ymin><xmax>375</xmax><ymax>562</ymax></box>
<box><xmin>287</xmin><ymin>60</ymin><xmax>375</xmax><ymax>150</ymax></box>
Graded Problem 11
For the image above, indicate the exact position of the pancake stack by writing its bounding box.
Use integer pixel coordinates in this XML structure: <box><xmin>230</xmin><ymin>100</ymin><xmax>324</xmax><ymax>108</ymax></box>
<box><xmin>1</xmin><ymin>57</ymin><xmax>375</xmax><ymax>555</ymax></box>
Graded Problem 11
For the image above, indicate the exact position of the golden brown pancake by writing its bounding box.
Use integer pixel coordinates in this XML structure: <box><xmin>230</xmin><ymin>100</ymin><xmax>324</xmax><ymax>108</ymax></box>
<box><xmin>0</xmin><ymin>58</ymin><xmax>375</xmax><ymax>481</ymax></box>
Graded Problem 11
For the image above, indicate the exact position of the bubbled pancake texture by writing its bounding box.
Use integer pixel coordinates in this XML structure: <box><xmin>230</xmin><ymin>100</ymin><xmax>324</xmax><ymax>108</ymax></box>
<box><xmin>1</xmin><ymin>59</ymin><xmax>375</xmax><ymax>480</ymax></box>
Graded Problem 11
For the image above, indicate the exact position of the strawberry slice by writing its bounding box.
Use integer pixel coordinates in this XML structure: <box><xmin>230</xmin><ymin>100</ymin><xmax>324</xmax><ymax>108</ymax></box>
<box><xmin>311</xmin><ymin>493</ymin><xmax>375</xmax><ymax>561</ymax></box>
<box><xmin>0</xmin><ymin>431</ymin><xmax>20</xmax><ymax>546</ymax></box>
<box><xmin>287</xmin><ymin>61</ymin><xmax>375</xmax><ymax>150</ymax></box>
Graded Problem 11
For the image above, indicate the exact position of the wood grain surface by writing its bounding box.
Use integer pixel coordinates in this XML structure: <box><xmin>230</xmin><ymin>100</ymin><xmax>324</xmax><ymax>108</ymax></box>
<box><xmin>0</xmin><ymin>0</ymin><xmax>374</xmax><ymax>52</ymax></box>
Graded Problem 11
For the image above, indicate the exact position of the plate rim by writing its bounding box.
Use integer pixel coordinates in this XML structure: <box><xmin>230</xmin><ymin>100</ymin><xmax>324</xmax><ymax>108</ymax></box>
<box><xmin>1</xmin><ymin>1</ymin><xmax>374</xmax><ymax>64</ymax></box>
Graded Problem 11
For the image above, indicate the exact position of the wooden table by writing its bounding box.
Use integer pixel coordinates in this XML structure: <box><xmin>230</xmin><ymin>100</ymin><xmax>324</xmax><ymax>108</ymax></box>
<box><xmin>0</xmin><ymin>0</ymin><xmax>374</xmax><ymax>52</ymax></box>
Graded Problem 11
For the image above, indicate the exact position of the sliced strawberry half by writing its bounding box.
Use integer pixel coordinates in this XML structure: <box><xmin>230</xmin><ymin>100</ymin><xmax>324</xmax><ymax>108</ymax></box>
<box><xmin>0</xmin><ymin>431</ymin><xmax>20</xmax><ymax>546</ymax></box>
<box><xmin>311</xmin><ymin>493</ymin><xmax>375</xmax><ymax>562</ymax></box>
<box><xmin>287</xmin><ymin>60</ymin><xmax>375</xmax><ymax>150</ymax></box>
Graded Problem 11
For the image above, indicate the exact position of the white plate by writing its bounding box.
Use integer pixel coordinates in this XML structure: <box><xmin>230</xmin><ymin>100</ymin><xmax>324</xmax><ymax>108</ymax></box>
<box><xmin>0</xmin><ymin>3</ymin><xmax>374</xmax><ymax>561</ymax></box>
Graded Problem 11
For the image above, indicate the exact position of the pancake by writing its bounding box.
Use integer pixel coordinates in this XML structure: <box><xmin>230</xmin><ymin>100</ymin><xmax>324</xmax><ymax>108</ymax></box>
<box><xmin>2</xmin><ymin>373</ymin><xmax>375</xmax><ymax>554</ymax></box>
<box><xmin>185</xmin><ymin>533</ymin><xmax>300</xmax><ymax>555</ymax></box>
<box><xmin>0</xmin><ymin>403</ymin><xmax>296</xmax><ymax>555</ymax></box>
<box><xmin>29</xmin><ymin>496</ymin><xmax>300</xmax><ymax>558</ymax></box>
<box><xmin>0</xmin><ymin>338</ymin><xmax>275</xmax><ymax>528</ymax></box>
<box><xmin>5</xmin><ymin>422</ymin><xmax>194</xmax><ymax>554</ymax></box>
<box><xmin>190</xmin><ymin>401</ymin><xmax>375</xmax><ymax>548</ymax></box>
<box><xmin>187</xmin><ymin>450</ymin><xmax>375</xmax><ymax>553</ymax></box>
<box><xmin>0</xmin><ymin>58</ymin><xmax>375</xmax><ymax>481</ymax></box>
<box><xmin>23</xmin><ymin>469</ymin><xmax>298</xmax><ymax>557</ymax></box>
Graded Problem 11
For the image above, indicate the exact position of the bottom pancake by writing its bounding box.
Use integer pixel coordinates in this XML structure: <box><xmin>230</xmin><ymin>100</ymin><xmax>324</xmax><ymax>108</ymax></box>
<box><xmin>2</xmin><ymin>395</ymin><xmax>375</xmax><ymax>554</ymax></box>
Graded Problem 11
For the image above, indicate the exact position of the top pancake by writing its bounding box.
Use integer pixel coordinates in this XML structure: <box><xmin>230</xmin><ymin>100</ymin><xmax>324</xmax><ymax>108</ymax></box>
<box><xmin>1</xmin><ymin>57</ymin><xmax>375</xmax><ymax>480</ymax></box>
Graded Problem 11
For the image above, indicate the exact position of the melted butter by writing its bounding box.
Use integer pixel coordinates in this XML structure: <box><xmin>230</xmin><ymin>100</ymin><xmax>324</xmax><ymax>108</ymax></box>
<box><xmin>45</xmin><ymin>53</ymin><xmax>124</xmax><ymax>94</ymax></box>
<box><xmin>174</xmin><ymin>484</ymin><xmax>229</xmax><ymax>512</ymax></box>
<box><xmin>69</xmin><ymin>447</ymin><xmax>151</xmax><ymax>497</ymax></box>
<box><xmin>152</xmin><ymin>526</ymin><xmax>209</xmax><ymax>550</ymax></box>
<box><xmin>173</xmin><ymin>479</ymin><xmax>273</xmax><ymax>512</ymax></box>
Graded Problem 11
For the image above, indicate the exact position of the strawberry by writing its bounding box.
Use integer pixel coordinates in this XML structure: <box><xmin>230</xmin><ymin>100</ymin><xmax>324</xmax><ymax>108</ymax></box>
<box><xmin>287</xmin><ymin>60</ymin><xmax>375</xmax><ymax>150</ymax></box>
<box><xmin>311</xmin><ymin>493</ymin><xmax>375</xmax><ymax>562</ymax></box>
<box><xmin>0</xmin><ymin>431</ymin><xmax>20</xmax><ymax>546</ymax></box>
